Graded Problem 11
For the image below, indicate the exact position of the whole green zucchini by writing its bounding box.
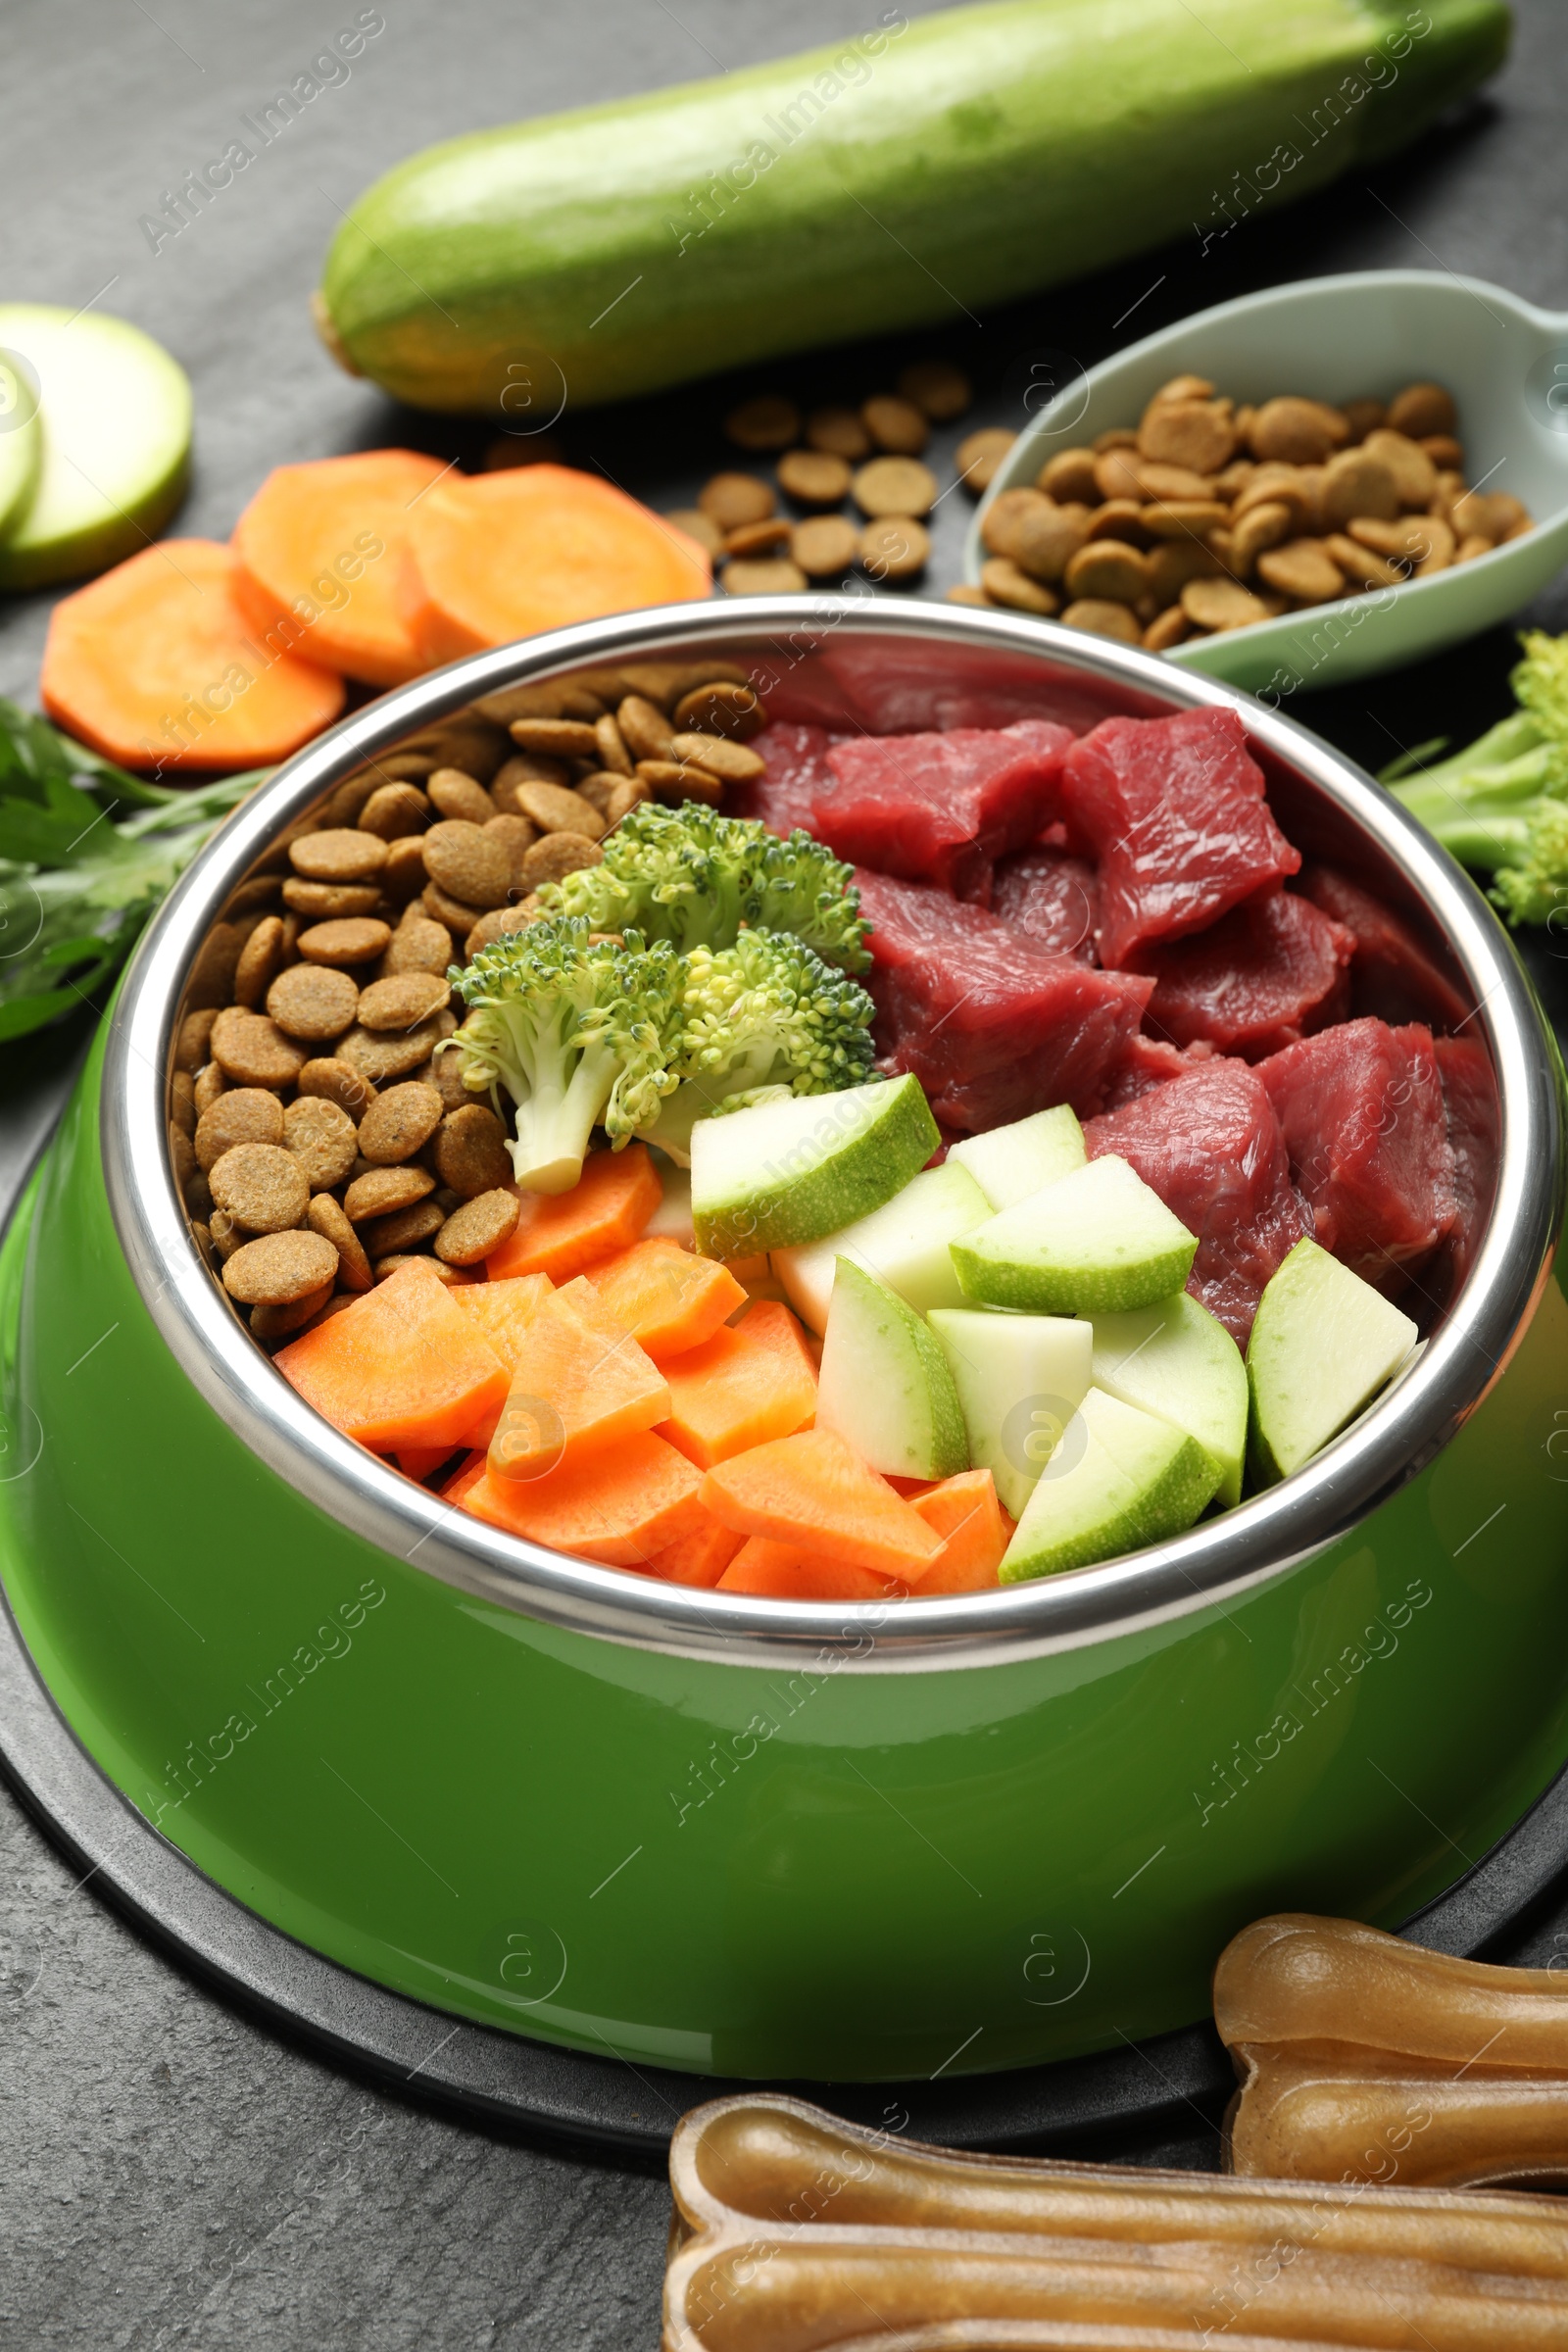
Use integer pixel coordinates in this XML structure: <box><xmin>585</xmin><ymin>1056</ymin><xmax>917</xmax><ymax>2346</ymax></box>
<box><xmin>318</xmin><ymin>0</ymin><xmax>1510</xmax><ymax>414</ymax></box>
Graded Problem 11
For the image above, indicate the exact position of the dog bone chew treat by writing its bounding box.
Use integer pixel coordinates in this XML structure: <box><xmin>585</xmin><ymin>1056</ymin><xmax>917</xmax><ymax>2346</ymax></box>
<box><xmin>1216</xmin><ymin>1913</ymin><xmax>1568</xmax><ymax>2191</ymax></box>
<box><xmin>662</xmin><ymin>2093</ymin><xmax>1568</xmax><ymax>2351</ymax></box>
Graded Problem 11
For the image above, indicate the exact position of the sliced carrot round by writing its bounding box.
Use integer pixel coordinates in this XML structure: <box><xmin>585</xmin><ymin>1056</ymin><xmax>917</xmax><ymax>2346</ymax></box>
<box><xmin>231</xmin><ymin>449</ymin><xmax>450</xmax><ymax>686</ymax></box>
<box><xmin>40</xmin><ymin>538</ymin><xmax>345</xmax><ymax>772</ymax></box>
<box><xmin>401</xmin><ymin>465</ymin><xmax>711</xmax><ymax>664</ymax></box>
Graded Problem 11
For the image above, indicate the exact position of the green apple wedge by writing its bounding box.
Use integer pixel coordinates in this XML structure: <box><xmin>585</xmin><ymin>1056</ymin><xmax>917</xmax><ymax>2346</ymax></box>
<box><xmin>814</xmin><ymin>1258</ymin><xmax>969</xmax><ymax>1481</ymax></box>
<box><xmin>773</xmin><ymin>1159</ymin><xmax>990</xmax><ymax>1334</ymax></box>
<box><xmin>1091</xmin><ymin>1292</ymin><xmax>1248</xmax><ymax>1507</ymax></box>
<box><xmin>952</xmin><ymin>1153</ymin><xmax>1197</xmax><ymax>1315</ymax></box>
<box><xmin>0</xmin><ymin>305</ymin><xmax>192</xmax><ymax>589</ymax></box>
<box><xmin>1001</xmin><ymin>1386</ymin><xmax>1221</xmax><ymax>1582</ymax></box>
<box><xmin>947</xmin><ymin>1104</ymin><xmax>1085</xmax><ymax>1211</ymax></box>
<box><xmin>691</xmin><ymin>1074</ymin><xmax>940</xmax><ymax>1260</ymax></box>
<box><xmin>1247</xmin><ymin>1237</ymin><xmax>1418</xmax><ymax>1489</ymax></box>
<box><xmin>927</xmin><ymin>1306</ymin><xmax>1092</xmax><ymax>1520</ymax></box>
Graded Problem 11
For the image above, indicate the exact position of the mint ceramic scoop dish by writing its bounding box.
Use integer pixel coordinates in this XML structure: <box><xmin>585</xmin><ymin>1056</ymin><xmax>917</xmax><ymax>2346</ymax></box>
<box><xmin>967</xmin><ymin>270</ymin><xmax>1568</xmax><ymax>697</ymax></box>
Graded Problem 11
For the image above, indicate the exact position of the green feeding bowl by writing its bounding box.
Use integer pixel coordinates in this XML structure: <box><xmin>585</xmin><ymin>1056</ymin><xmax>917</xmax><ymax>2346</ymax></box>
<box><xmin>3</xmin><ymin>600</ymin><xmax>1566</xmax><ymax>2085</ymax></box>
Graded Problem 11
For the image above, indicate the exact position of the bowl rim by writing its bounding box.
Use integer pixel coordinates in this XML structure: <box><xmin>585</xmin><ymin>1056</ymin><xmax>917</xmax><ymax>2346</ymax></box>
<box><xmin>962</xmin><ymin>266</ymin><xmax>1568</xmax><ymax>677</ymax></box>
<box><xmin>101</xmin><ymin>596</ymin><xmax>1563</xmax><ymax>1673</ymax></box>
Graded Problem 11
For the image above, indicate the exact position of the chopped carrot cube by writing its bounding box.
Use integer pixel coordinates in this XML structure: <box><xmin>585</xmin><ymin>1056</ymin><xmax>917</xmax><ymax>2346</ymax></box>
<box><xmin>579</xmin><ymin>1235</ymin><xmax>745</xmax><ymax>1362</ymax></box>
<box><xmin>906</xmin><ymin>1469</ymin><xmax>1011</xmax><ymax>1592</ymax></box>
<box><xmin>449</xmin><ymin>1273</ymin><xmax>554</xmax><ymax>1449</ymax></box>
<box><xmin>275</xmin><ymin>1259</ymin><xmax>508</xmax><ymax>1451</ymax></box>
<box><xmin>700</xmin><ymin>1429</ymin><xmax>940</xmax><ymax>1579</ymax></box>
<box><xmin>640</xmin><ymin>1513</ymin><xmax>744</xmax><ymax>1588</ymax></box>
<box><xmin>717</xmin><ymin>1538</ymin><xmax>904</xmax><ymax>1600</ymax></box>
<box><xmin>487</xmin><ymin>1275</ymin><xmax>668</xmax><ymax>1481</ymax></box>
<box><xmin>461</xmin><ymin>1430</ymin><xmax>707</xmax><ymax>1567</ymax></box>
<box><xmin>660</xmin><ymin>1300</ymin><xmax>817</xmax><ymax>1468</ymax></box>
<box><xmin>487</xmin><ymin>1144</ymin><xmax>661</xmax><ymax>1283</ymax></box>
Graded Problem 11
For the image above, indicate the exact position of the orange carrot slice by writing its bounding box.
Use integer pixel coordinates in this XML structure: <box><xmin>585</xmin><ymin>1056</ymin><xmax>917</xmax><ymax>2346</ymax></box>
<box><xmin>488</xmin><ymin>1145</ymin><xmax>662</xmax><ymax>1283</ymax></box>
<box><xmin>461</xmin><ymin>1431</ymin><xmax>707</xmax><ymax>1567</ymax></box>
<box><xmin>717</xmin><ymin>1538</ymin><xmax>904</xmax><ymax>1601</ymax></box>
<box><xmin>700</xmin><ymin>1430</ymin><xmax>940</xmax><ymax>1579</ymax></box>
<box><xmin>275</xmin><ymin>1259</ymin><xmax>508</xmax><ymax>1451</ymax></box>
<box><xmin>396</xmin><ymin>1443</ymin><xmax>460</xmax><ymax>1482</ymax></box>
<box><xmin>640</xmin><ymin>1514</ymin><xmax>744</xmax><ymax>1589</ymax></box>
<box><xmin>659</xmin><ymin>1300</ymin><xmax>818</xmax><ymax>1469</ymax></box>
<box><xmin>580</xmin><ymin>1236</ymin><xmax>745</xmax><ymax>1362</ymax></box>
<box><xmin>231</xmin><ymin>449</ymin><xmax>451</xmax><ymax>687</ymax></box>
<box><xmin>40</xmin><ymin>538</ymin><xmax>345</xmax><ymax>771</ymax></box>
<box><xmin>400</xmin><ymin>466</ymin><xmax>711</xmax><ymax>666</ymax></box>
<box><xmin>448</xmin><ymin>1273</ymin><xmax>554</xmax><ymax>1448</ymax></box>
<box><xmin>441</xmin><ymin>1450</ymin><xmax>490</xmax><ymax>1505</ymax></box>
<box><xmin>487</xmin><ymin>1276</ymin><xmax>668</xmax><ymax>1481</ymax></box>
<box><xmin>906</xmin><ymin>1469</ymin><xmax>1011</xmax><ymax>1592</ymax></box>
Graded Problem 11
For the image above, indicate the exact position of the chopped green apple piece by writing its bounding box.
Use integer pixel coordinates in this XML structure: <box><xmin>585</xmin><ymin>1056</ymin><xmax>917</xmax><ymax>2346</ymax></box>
<box><xmin>948</xmin><ymin>1104</ymin><xmax>1086</xmax><ymax>1211</ymax></box>
<box><xmin>0</xmin><ymin>304</ymin><xmax>192</xmax><ymax>589</ymax></box>
<box><xmin>815</xmin><ymin>1259</ymin><xmax>968</xmax><ymax>1481</ymax></box>
<box><xmin>773</xmin><ymin>1159</ymin><xmax>990</xmax><ymax>1334</ymax></box>
<box><xmin>1247</xmin><ymin>1238</ymin><xmax>1418</xmax><ymax>1488</ymax></box>
<box><xmin>691</xmin><ymin>1074</ymin><xmax>940</xmax><ymax>1259</ymax></box>
<box><xmin>951</xmin><ymin>1153</ymin><xmax>1197</xmax><ymax>1316</ymax></box>
<box><xmin>1001</xmin><ymin>1385</ymin><xmax>1220</xmax><ymax>1582</ymax></box>
<box><xmin>1091</xmin><ymin>1291</ymin><xmax>1249</xmax><ymax>1507</ymax></box>
<box><xmin>928</xmin><ymin>1305</ymin><xmax>1092</xmax><ymax>1519</ymax></box>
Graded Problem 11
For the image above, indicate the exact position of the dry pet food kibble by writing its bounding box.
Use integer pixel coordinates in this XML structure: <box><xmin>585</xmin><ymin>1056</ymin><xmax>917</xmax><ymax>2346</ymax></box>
<box><xmin>966</xmin><ymin>374</ymin><xmax>1531</xmax><ymax>653</ymax></box>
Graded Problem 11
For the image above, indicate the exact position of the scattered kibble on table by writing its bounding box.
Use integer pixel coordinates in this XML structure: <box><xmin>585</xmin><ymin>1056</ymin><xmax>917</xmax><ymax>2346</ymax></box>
<box><xmin>664</xmin><ymin>359</ymin><xmax>1015</xmax><ymax>599</ymax></box>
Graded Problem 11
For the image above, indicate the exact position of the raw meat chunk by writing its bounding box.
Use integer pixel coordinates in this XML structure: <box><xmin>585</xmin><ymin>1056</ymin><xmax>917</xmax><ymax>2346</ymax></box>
<box><xmin>1257</xmin><ymin>1017</ymin><xmax>1457</xmax><ymax>1287</ymax></box>
<box><xmin>1434</xmin><ymin>1034</ymin><xmax>1499</xmax><ymax>1291</ymax></box>
<box><xmin>1061</xmin><ymin>706</ymin><xmax>1300</xmax><ymax>967</ymax></box>
<box><xmin>1100</xmin><ymin>1033</ymin><xmax>1221</xmax><ymax>1112</ymax></box>
<box><xmin>1296</xmin><ymin>862</ymin><xmax>1470</xmax><ymax>1030</ymax></box>
<box><xmin>993</xmin><ymin>847</ymin><xmax>1099</xmax><ymax>961</ymax></box>
<box><xmin>857</xmin><ymin>868</ymin><xmax>1152</xmax><ymax>1129</ymax></box>
<box><xmin>1085</xmin><ymin>1058</ymin><xmax>1311</xmax><ymax>1343</ymax></box>
<box><xmin>1138</xmin><ymin>888</ymin><xmax>1354</xmax><ymax>1059</ymax></box>
<box><xmin>814</xmin><ymin>719</ymin><xmax>1072</xmax><ymax>904</ymax></box>
<box><xmin>731</xmin><ymin>722</ymin><xmax>834</xmax><ymax>837</ymax></box>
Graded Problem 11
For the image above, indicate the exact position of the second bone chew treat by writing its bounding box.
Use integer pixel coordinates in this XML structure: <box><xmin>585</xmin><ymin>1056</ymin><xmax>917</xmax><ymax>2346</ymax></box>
<box><xmin>1216</xmin><ymin>1912</ymin><xmax>1568</xmax><ymax>2190</ymax></box>
<box><xmin>662</xmin><ymin>2092</ymin><xmax>1568</xmax><ymax>2351</ymax></box>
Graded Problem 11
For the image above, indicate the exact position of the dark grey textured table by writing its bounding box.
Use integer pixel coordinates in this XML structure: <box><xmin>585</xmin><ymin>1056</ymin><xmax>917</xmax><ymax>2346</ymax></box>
<box><xmin>5</xmin><ymin>3</ymin><xmax>1568</xmax><ymax>2344</ymax></box>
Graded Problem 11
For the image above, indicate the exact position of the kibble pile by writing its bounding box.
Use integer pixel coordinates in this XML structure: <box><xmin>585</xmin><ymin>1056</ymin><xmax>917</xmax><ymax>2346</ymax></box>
<box><xmin>962</xmin><ymin>375</ymin><xmax>1531</xmax><ymax>649</ymax></box>
<box><xmin>172</xmin><ymin>665</ymin><xmax>764</xmax><ymax>1344</ymax></box>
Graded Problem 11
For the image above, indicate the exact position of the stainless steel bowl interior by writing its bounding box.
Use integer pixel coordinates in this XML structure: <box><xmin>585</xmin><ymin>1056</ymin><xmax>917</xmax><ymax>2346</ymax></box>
<box><xmin>101</xmin><ymin>600</ymin><xmax>1562</xmax><ymax>1670</ymax></box>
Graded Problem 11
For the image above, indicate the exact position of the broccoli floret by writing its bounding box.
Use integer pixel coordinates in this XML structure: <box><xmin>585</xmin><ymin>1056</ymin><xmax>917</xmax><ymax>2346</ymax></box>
<box><xmin>537</xmin><ymin>800</ymin><xmax>870</xmax><ymax>971</ymax></box>
<box><xmin>448</xmin><ymin>916</ymin><xmax>681</xmax><ymax>1194</ymax></box>
<box><xmin>1387</xmin><ymin>631</ymin><xmax>1568</xmax><ymax>924</ymax></box>
<box><xmin>636</xmin><ymin>927</ymin><xmax>876</xmax><ymax>1163</ymax></box>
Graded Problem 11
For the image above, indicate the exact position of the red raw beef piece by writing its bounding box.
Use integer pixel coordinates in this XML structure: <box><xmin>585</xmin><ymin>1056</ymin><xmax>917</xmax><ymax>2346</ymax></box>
<box><xmin>730</xmin><ymin>722</ymin><xmax>834</xmax><ymax>837</ymax></box>
<box><xmin>1257</xmin><ymin>1017</ymin><xmax>1457</xmax><ymax>1287</ymax></box>
<box><xmin>1434</xmin><ymin>1035</ymin><xmax>1499</xmax><ymax>1291</ymax></box>
<box><xmin>1099</xmin><ymin>1033</ymin><xmax>1222</xmax><ymax>1112</ymax></box>
<box><xmin>856</xmin><ymin>868</ymin><xmax>1152</xmax><ymax>1128</ymax></box>
<box><xmin>992</xmin><ymin>847</ymin><xmax>1099</xmax><ymax>961</ymax></box>
<box><xmin>1296</xmin><ymin>863</ymin><xmax>1470</xmax><ymax>1030</ymax></box>
<box><xmin>814</xmin><ymin>719</ymin><xmax>1073</xmax><ymax>905</ymax></box>
<box><xmin>1137</xmin><ymin>887</ymin><xmax>1354</xmax><ymax>1060</ymax></box>
<box><xmin>1061</xmin><ymin>706</ymin><xmax>1301</xmax><ymax>967</ymax></box>
<box><xmin>1085</xmin><ymin>1059</ymin><xmax>1312</xmax><ymax>1344</ymax></box>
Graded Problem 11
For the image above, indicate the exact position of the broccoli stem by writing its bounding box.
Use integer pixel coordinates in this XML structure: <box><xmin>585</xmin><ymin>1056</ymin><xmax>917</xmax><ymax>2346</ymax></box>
<box><xmin>508</xmin><ymin>1033</ymin><xmax>625</xmax><ymax>1195</ymax></box>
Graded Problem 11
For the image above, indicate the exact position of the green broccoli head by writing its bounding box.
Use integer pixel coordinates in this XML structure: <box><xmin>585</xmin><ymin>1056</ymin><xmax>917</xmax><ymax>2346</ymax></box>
<box><xmin>1489</xmin><ymin>801</ymin><xmax>1568</xmax><ymax>929</ymax></box>
<box><xmin>448</xmin><ymin>916</ymin><xmax>682</xmax><ymax>1194</ymax></box>
<box><xmin>537</xmin><ymin>800</ymin><xmax>870</xmax><ymax>971</ymax></box>
<box><xmin>1512</xmin><ymin>629</ymin><xmax>1568</xmax><ymax>747</ymax></box>
<box><xmin>637</xmin><ymin>925</ymin><xmax>876</xmax><ymax>1162</ymax></box>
